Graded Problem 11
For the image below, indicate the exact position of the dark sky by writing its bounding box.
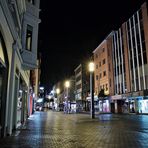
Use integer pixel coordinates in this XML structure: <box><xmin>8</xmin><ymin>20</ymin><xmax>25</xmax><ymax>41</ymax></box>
<box><xmin>38</xmin><ymin>0</ymin><xmax>146</xmax><ymax>93</ymax></box>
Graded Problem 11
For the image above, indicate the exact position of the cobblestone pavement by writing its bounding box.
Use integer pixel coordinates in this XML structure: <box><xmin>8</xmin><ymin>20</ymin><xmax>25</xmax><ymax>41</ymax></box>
<box><xmin>0</xmin><ymin>111</ymin><xmax>148</xmax><ymax>148</ymax></box>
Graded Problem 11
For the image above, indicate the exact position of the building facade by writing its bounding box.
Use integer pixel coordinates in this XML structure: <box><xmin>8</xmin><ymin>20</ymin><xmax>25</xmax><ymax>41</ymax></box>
<box><xmin>111</xmin><ymin>2</ymin><xmax>148</xmax><ymax>114</ymax></box>
<box><xmin>75</xmin><ymin>63</ymin><xmax>90</xmax><ymax>112</ymax></box>
<box><xmin>93</xmin><ymin>33</ymin><xmax>114</xmax><ymax>113</ymax></box>
<box><xmin>0</xmin><ymin>0</ymin><xmax>40</xmax><ymax>137</ymax></box>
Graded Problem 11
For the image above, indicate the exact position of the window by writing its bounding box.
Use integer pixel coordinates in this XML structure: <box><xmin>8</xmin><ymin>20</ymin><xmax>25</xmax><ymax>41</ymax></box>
<box><xmin>106</xmin><ymin>84</ymin><xmax>108</xmax><ymax>90</ymax></box>
<box><xmin>96</xmin><ymin>75</ymin><xmax>99</xmax><ymax>80</ymax></box>
<box><xmin>28</xmin><ymin>0</ymin><xmax>35</xmax><ymax>4</ymax></box>
<box><xmin>95</xmin><ymin>54</ymin><xmax>98</xmax><ymax>58</ymax></box>
<box><xmin>100</xmin><ymin>73</ymin><xmax>102</xmax><ymax>78</ymax></box>
<box><xmin>103</xmin><ymin>59</ymin><xmax>106</xmax><ymax>64</ymax></box>
<box><xmin>96</xmin><ymin>64</ymin><xmax>98</xmax><ymax>69</ymax></box>
<box><xmin>26</xmin><ymin>25</ymin><xmax>33</xmax><ymax>51</ymax></box>
<box><xmin>103</xmin><ymin>71</ymin><xmax>106</xmax><ymax>77</ymax></box>
<box><xmin>139</xmin><ymin>9</ymin><xmax>142</xmax><ymax>20</ymax></box>
<box><xmin>99</xmin><ymin>61</ymin><xmax>101</xmax><ymax>67</ymax></box>
<box><xmin>100</xmin><ymin>86</ymin><xmax>102</xmax><ymax>90</ymax></box>
<box><xmin>76</xmin><ymin>84</ymin><xmax>81</xmax><ymax>90</ymax></box>
<box><xmin>102</xmin><ymin>48</ymin><xmax>105</xmax><ymax>52</ymax></box>
<box><xmin>0</xmin><ymin>38</ymin><xmax>5</xmax><ymax>65</ymax></box>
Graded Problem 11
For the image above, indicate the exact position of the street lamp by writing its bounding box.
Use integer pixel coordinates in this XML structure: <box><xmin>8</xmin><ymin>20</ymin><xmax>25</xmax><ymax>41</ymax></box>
<box><xmin>56</xmin><ymin>88</ymin><xmax>60</xmax><ymax>94</ymax></box>
<box><xmin>88</xmin><ymin>62</ymin><xmax>95</xmax><ymax>119</ymax></box>
<box><xmin>56</xmin><ymin>88</ymin><xmax>60</xmax><ymax>111</ymax></box>
<box><xmin>65</xmin><ymin>81</ymin><xmax>70</xmax><ymax>113</ymax></box>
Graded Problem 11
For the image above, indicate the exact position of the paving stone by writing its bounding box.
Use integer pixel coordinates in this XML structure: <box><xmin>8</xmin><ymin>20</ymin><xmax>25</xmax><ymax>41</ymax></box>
<box><xmin>0</xmin><ymin>111</ymin><xmax>148</xmax><ymax>148</ymax></box>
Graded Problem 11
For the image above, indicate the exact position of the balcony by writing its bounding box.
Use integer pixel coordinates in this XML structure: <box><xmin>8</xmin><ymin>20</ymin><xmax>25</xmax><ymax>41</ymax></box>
<box><xmin>26</xmin><ymin>2</ymin><xmax>40</xmax><ymax>18</ymax></box>
<box><xmin>21</xmin><ymin>49</ymin><xmax>37</xmax><ymax>70</ymax></box>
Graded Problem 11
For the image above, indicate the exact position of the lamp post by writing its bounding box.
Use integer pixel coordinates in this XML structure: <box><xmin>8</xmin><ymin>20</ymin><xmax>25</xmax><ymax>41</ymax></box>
<box><xmin>56</xmin><ymin>88</ymin><xmax>60</xmax><ymax>111</ymax></box>
<box><xmin>88</xmin><ymin>62</ymin><xmax>95</xmax><ymax>119</ymax></box>
<box><xmin>65</xmin><ymin>81</ymin><xmax>70</xmax><ymax>113</ymax></box>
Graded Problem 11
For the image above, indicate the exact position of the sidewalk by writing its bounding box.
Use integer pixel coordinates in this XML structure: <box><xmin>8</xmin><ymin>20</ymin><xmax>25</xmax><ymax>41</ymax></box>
<box><xmin>0</xmin><ymin>110</ymin><xmax>148</xmax><ymax>148</ymax></box>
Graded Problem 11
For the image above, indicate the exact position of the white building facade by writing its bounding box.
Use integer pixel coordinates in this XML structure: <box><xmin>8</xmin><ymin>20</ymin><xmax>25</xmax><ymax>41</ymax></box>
<box><xmin>0</xmin><ymin>0</ymin><xmax>40</xmax><ymax>137</ymax></box>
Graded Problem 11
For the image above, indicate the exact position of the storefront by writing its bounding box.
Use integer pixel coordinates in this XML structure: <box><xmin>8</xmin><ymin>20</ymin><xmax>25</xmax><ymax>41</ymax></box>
<box><xmin>15</xmin><ymin>77</ymin><xmax>28</xmax><ymax>128</ymax></box>
<box><xmin>98</xmin><ymin>98</ymin><xmax>110</xmax><ymax>113</ymax></box>
<box><xmin>28</xmin><ymin>87</ymin><xmax>34</xmax><ymax>116</ymax></box>
<box><xmin>86</xmin><ymin>96</ymin><xmax>99</xmax><ymax>113</ymax></box>
<box><xmin>127</xmin><ymin>91</ymin><xmax>144</xmax><ymax>114</ymax></box>
<box><xmin>76</xmin><ymin>100</ymin><xmax>86</xmax><ymax>112</ymax></box>
<box><xmin>111</xmin><ymin>95</ymin><xmax>127</xmax><ymax>114</ymax></box>
<box><xmin>137</xmin><ymin>97</ymin><xmax>148</xmax><ymax>114</ymax></box>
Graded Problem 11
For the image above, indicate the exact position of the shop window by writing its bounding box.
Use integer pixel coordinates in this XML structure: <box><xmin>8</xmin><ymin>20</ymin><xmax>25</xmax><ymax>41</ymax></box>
<box><xmin>18</xmin><ymin>90</ymin><xmax>22</xmax><ymax>109</ymax></box>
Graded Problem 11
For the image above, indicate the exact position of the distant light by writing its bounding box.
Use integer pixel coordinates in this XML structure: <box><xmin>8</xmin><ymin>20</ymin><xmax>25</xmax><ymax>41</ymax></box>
<box><xmin>65</xmin><ymin>81</ymin><xmax>70</xmax><ymax>88</ymax></box>
<box><xmin>33</xmin><ymin>93</ymin><xmax>35</xmax><ymax>98</ymax></box>
<box><xmin>89</xmin><ymin>62</ymin><xmax>95</xmax><ymax>72</ymax></box>
<box><xmin>48</xmin><ymin>95</ymin><xmax>52</xmax><ymax>99</ymax></box>
<box><xmin>19</xmin><ymin>90</ymin><xmax>23</xmax><ymax>93</ymax></box>
<box><xmin>37</xmin><ymin>98</ymin><xmax>43</xmax><ymax>103</ymax></box>
<box><xmin>40</xmin><ymin>87</ymin><xmax>44</xmax><ymax>90</ymax></box>
<box><xmin>51</xmin><ymin>90</ymin><xmax>55</xmax><ymax>94</ymax></box>
<box><xmin>56</xmin><ymin>88</ymin><xmax>60</xmax><ymax>94</ymax></box>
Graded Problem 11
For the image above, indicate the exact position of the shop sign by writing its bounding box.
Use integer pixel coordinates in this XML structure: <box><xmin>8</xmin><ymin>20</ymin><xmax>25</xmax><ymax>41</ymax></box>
<box><xmin>132</xmin><ymin>91</ymin><xmax>140</xmax><ymax>97</ymax></box>
<box><xmin>111</xmin><ymin>95</ymin><xmax>122</xmax><ymax>100</ymax></box>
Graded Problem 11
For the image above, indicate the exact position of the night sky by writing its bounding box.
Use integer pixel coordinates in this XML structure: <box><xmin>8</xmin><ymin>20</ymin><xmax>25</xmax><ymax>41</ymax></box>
<box><xmin>38</xmin><ymin>0</ymin><xmax>146</xmax><ymax>93</ymax></box>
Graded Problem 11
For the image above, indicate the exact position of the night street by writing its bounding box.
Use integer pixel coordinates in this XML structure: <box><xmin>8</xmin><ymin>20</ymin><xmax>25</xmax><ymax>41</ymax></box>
<box><xmin>0</xmin><ymin>111</ymin><xmax>148</xmax><ymax>148</ymax></box>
